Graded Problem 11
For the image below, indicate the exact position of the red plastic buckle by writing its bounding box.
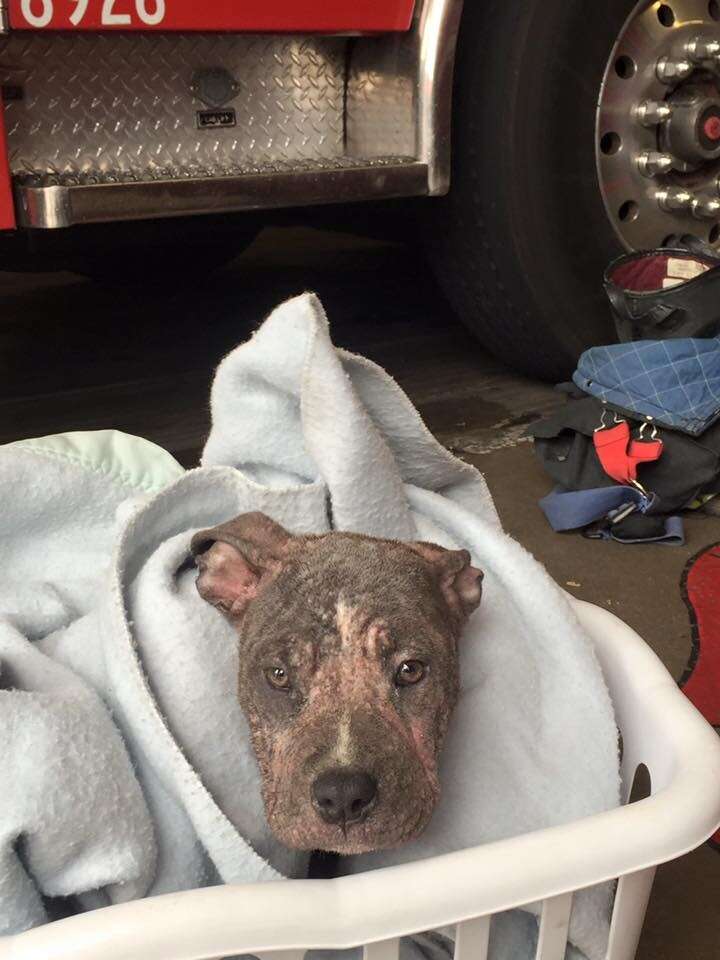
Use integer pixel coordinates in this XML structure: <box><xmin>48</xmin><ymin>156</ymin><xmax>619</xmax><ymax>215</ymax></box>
<box><xmin>593</xmin><ymin>421</ymin><xmax>633</xmax><ymax>484</ymax></box>
<box><xmin>627</xmin><ymin>436</ymin><xmax>663</xmax><ymax>477</ymax></box>
<box><xmin>593</xmin><ymin>417</ymin><xmax>663</xmax><ymax>486</ymax></box>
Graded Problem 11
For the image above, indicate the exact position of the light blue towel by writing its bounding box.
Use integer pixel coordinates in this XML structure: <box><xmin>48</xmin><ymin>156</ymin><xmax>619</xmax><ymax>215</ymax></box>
<box><xmin>0</xmin><ymin>294</ymin><xmax>619</xmax><ymax>960</ymax></box>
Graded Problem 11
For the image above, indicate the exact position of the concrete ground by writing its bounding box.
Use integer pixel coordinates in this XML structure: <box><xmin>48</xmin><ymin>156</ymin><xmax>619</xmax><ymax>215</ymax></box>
<box><xmin>1</xmin><ymin>226</ymin><xmax>718</xmax><ymax>959</ymax></box>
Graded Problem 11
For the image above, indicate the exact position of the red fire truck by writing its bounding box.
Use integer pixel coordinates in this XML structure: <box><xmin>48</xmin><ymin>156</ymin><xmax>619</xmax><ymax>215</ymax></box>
<box><xmin>1</xmin><ymin>0</ymin><xmax>717</xmax><ymax>377</ymax></box>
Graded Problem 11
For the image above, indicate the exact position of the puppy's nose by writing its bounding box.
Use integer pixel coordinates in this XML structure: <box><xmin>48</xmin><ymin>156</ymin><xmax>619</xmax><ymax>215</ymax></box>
<box><xmin>312</xmin><ymin>769</ymin><xmax>378</xmax><ymax>825</ymax></box>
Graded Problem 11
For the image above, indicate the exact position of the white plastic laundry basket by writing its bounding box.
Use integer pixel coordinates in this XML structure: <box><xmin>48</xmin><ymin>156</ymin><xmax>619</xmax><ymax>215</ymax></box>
<box><xmin>2</xmin><ymin>598</ymin><xmax>719</xmax><ymax>960</ymax></box>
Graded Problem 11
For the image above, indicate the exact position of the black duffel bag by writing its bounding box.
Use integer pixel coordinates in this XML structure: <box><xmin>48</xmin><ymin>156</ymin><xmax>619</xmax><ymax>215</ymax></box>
<box><xmin>527</xmin><ymin>394</ymin><xmax>720</xmax><ymax>515</ymax></box>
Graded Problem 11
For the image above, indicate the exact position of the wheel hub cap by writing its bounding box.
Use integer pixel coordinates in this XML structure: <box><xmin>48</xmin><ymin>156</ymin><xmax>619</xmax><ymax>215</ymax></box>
<box><xmin>702</xmin><ymin>112</ymin><xmax>720</xmax><ymax>139</ymax></box>
<box><xmin>597</xmin><ymin>0</ymin><xmax>720</xmax><ymax>248</ymax></box>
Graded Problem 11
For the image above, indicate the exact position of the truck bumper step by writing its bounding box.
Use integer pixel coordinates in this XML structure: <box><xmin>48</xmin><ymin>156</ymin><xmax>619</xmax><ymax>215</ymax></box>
<box><xmin>15</xmin><ymin>157</ymin><xmax>427</xmax><ymax>228</ymax></box>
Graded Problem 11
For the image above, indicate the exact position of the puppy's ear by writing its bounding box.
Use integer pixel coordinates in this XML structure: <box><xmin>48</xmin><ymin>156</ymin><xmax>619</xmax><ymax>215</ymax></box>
<box><xmin>190</xmin><ymin>512</ymin><xmax>292</xmax><ymax>621</ymax></box>
<box><xmin>407</xmin><ymin>542</ymin><xmax>483</xmax><ymax>623</ymax></box>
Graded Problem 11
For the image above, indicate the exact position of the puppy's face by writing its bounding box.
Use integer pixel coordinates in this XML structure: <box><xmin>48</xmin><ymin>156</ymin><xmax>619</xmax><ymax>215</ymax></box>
<box><xmin>192</xmin><ymin>512</ymin><xmax>482</xmax><ymax>855</ymax></box>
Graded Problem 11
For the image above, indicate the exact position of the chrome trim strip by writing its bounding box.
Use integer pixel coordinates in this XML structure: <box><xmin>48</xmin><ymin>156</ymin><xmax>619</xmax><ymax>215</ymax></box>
<box><xmin>416</xmin><ymin>0</ymin><xmax>464</xmax><ymax>196</ymax></box>
<box><xmin>18</xmin><ymin>184</ymin><xmax>70</xmax><ymax>228</ymax></box>
<box><xmin>15</xmin><ymin>161</ymin><xmax>429</xmax><ymax>228</ymax></box>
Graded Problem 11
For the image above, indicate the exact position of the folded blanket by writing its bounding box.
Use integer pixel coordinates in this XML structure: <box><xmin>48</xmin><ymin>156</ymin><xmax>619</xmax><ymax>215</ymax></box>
<box><xmin>0</xmin><ymin>294</ymin><xmax>619</xmax><ymax>959</ymax></box>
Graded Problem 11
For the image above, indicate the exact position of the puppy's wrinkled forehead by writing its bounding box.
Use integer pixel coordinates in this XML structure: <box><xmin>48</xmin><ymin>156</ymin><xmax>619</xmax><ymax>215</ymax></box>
<box><xmin>191</xmin><ymin>513</ymin><xmax>482</xmax><ymax>639</ymax></box>
<box><xmin>245</xmin><ymin>535</ymin><xmax>454</xmax><ymax>654</ymax></box>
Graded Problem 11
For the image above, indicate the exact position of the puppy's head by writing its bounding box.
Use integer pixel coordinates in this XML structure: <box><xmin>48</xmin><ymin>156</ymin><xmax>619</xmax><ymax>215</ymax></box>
<box><xmin>191</xmin><ymin>512</ymin><xmax>482</xmax><ymax>855</ymax></box>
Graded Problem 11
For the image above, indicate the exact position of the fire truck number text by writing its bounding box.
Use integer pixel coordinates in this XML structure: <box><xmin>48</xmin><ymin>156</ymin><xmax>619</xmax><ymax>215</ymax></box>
<box><xmin>19</xmin><ymin>0</ymin><xmax>166</xmax><ymax>27</ymax></box>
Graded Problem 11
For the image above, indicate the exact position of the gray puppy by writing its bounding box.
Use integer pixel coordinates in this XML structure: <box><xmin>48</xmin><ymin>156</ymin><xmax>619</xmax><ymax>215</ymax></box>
<box><xmin>191</xmin><ymin>512</ymin><xmax>482</xmax><ymax>856</ymax></box>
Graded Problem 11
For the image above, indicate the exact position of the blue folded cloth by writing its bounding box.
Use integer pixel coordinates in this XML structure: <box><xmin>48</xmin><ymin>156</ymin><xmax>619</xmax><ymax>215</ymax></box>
<box><xmin>574</xmin><ymin>337</ymin><xmax>720</xmax><ymax>436</ymax></box>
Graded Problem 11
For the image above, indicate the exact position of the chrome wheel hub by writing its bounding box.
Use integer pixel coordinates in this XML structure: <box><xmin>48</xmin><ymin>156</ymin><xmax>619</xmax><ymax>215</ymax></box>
<box><xmin>597</xmin><ymin>0</ymin><xmax>720</xmax><ymax>249</ymax></box>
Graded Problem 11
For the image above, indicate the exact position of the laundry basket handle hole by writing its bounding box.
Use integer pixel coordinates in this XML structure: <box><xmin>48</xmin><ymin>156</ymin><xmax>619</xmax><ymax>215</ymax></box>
<box><xmin>627</xmin><ymin>763</ymin><xmax>653</xmax><ymax>805</ymax></box>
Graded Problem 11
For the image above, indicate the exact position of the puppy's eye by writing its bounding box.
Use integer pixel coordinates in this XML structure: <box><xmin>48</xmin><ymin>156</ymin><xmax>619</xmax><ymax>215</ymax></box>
<box><xmin>265</xmin><ymin>665</ymin><xmax>290</xmax><ymax>690</ymax></box>
<box><xmin>395</xmin><ymin>660</ymin><xmax>426</xmax><ymax>687</ymax></box>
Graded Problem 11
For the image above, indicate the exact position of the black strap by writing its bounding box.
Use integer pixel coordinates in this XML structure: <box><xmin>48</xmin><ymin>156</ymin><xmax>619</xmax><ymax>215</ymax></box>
<box><xmin>644</xmin><ymin>301</ymin><xmax>685</xmax><ymax>331</ymax></box>
<box><xmin>605</xmin><ymin>282</ymin><xmax>685</xmax><ymax>340</ymax></box>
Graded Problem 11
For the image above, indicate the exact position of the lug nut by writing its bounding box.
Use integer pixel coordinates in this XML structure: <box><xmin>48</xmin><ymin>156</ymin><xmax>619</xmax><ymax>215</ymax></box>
<box><xmin>684</xmin><ymin>35</ymin><xmax>720</xmax><ymax>62</ymax></box>
<box><xmin>656</xmin><ymin>56</ymin><xmax>694</xmax><ymax>83</ymax></box>
<box><xmin>692</xmin><ymin>195</ymin><xmax>720</xmax><ymax>219</ymax></box>
<box><xmin>637</xmin><ymin>151</ymin><xmax>674</xmax><ymax>176</ymax></box>
<box><xmin>656</xmin><ymin>187</ymin><xmax>694</xmax><ymax>212</ymax></box>
<box><xmin>635</xmin><ymin>100</ymin><xmax>672</xmax><ymax>126</ymax></box>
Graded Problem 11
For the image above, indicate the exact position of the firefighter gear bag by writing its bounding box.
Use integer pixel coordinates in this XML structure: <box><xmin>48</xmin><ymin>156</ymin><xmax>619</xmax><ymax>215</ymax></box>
<box><xmin>604</xmin><ymin>240</ymin><xmax>720</xmax><ymax>342</ymax></box>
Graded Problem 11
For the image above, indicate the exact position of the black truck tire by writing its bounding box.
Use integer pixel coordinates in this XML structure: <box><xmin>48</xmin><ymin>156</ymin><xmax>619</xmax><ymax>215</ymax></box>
<box><xmin>428</xmin><ymin>0</ymin><xmax>633</xmax><ymax>380</ymax></box>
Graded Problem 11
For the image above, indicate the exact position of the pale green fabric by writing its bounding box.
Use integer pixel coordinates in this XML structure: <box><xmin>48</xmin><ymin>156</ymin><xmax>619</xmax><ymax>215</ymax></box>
<box><xmin>4</xmin><ymin>430</ymin><xmax>185</xmax><ymax>494</ymax></box>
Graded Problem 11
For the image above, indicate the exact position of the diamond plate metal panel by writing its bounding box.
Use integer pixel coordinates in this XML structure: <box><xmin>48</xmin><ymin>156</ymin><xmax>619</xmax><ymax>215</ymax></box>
<box><xmin>347</xmin><ymin>36</ymin><xmax>416</xmax><ymax>158</ymax></box>
<box><xmin>0</xmin><ymin>33</ymin><xmax>346</xmax><ymax>177</ymax></box>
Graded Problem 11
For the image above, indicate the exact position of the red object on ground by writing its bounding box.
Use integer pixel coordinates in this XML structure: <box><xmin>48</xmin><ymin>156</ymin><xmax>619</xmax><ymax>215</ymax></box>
<box><xmin>9</xmin><ymin>0</ymin><xmax>415</xmax><ymax>32</ymax></box>
<box><xmin>0</xmin><ymin>93</ymin><xmax>16</xmax><ymax>232</ymax></box>
<box><xmin>704</xmin><ymin>116</ymin><xmax>720</xmax><ymax>141</ymax></box>
<box><xmin>680</xmin><ymin>543</ymin><xmax>720</xmax><ymax>847</ymax></box>
<box><xmin>682</xmin><ymin>545</ymin><xmax>720</xmax><ymax>726</ymax></box>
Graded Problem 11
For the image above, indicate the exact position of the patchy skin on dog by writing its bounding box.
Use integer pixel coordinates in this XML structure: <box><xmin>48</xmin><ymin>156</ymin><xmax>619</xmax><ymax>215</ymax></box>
<box><xmin>191</xmin><ymin>512</ymin><xmax>483</xmax><ymax>856</ymax></box>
